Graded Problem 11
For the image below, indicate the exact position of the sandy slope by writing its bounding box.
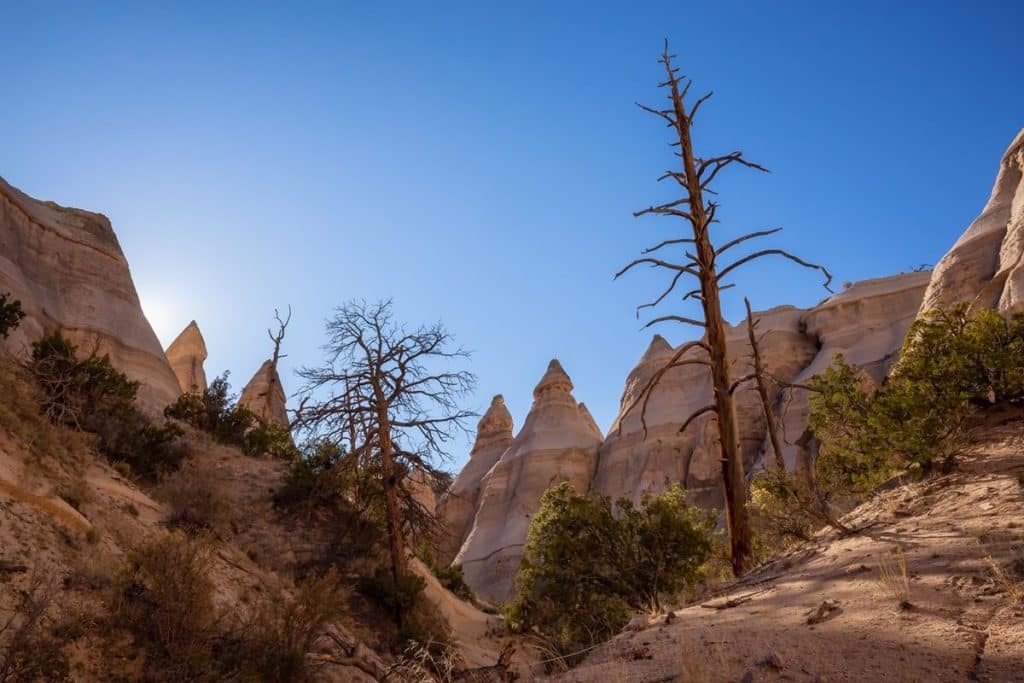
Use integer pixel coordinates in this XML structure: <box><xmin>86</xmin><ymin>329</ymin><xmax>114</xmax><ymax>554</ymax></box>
<box><xmin>555</xmin><ymin>414</ymin><xmax>1024</xmax><ymax>683</ymax></box>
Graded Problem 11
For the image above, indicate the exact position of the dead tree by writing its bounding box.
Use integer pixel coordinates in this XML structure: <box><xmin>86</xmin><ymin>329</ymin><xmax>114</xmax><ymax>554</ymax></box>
<box><xmin>294</xmin><ymin>300</ymin><xmax>475</xmax><ymax>625</ymax></box>
<box><xmin>268</xmin><ymin>305</ymin><xmax>291</xmax><ymax>370</ymax></box>
<box><xmin>616</xmin><ymin>42</ymin><xmax>831</xmax><ymax>576</ymax></box>
<box><xmin>739</xmin><ymin>298</ymin><xmax>786</xmax><ymax>471</ymax></box>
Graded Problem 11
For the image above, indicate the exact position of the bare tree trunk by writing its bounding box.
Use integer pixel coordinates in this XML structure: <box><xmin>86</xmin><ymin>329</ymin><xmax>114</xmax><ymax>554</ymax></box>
<box><xmin>376</xmin><ymin>402</ymin><xmax>408</xmax><ymax>627</ymax></box>
<box><xmin>745</xmin><ymin>299</ymin><xmax>786</xmax><ymax>471</ymax></box>
<box><xmin>671</xmin><ymin>80</ymin><xmax>753</xmax><ymax>576</ymax></box>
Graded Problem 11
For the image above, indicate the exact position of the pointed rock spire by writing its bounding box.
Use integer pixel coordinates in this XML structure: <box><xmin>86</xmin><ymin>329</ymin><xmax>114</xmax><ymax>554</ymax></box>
<box><xmin>475</xmin><ymin>394</ymin><xmax>514</xmax><ymax>443</ymax></box>
<box><xmin>639</xmin><ymin>334</ymin><xmax>674</xmax><ymax>365</ymax></box>
<box><xmin>238</xmin><ymin>359</ymin><xmax>289</xmax><ymax>428</ymax></box>
<box><xmin>165</xmin><ymin>320</ymin><xmax>208</xmax><ymax>394</ymax></box>
<box><xmin>533</xmin><ymin>358</ymin><xmax>573</xmax><ymax>398</ymax></box>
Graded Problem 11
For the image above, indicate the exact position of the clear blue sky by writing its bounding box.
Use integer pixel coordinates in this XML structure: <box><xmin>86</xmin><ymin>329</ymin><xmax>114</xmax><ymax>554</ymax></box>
<box><xmin>2</xmin><ymin>1</ymin><xmax>1021</xmax><ymax>471</ymax></box>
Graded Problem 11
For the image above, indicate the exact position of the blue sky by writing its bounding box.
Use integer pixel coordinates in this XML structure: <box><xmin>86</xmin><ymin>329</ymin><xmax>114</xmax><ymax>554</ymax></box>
<box><xmin>2</xmin><ymin>1</ymin><xmax>1021</xmax><ymax>470</ymax></box>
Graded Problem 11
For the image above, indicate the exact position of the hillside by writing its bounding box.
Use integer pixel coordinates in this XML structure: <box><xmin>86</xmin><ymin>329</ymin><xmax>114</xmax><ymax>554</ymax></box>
<box><xmin>0</xmin><ymin>358</ymin><xmax>529</xmax><ymax>681</ymax></box>
<box><xmin>553</xmin><ymin>412</ymin><xmax>1024</xmax><ymax>682</ymax></box>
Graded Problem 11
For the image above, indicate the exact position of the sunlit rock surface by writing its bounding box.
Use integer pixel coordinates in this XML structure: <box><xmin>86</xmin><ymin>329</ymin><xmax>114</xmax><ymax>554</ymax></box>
<box><xmin>436</xmin><ymin>395</ymin><xmax>514</xmax><ymax>566</ymax></box>
<box><xmin>453</xmin><ymin>360</ymin><xmax>602</xmax><ymax>602</ymax></box>
<box><xmin>920</xmin><ymin>129</ymin><xmax>1024</xmax><ymax>315</ymax></box>
<box><xmin>0</xmin><ymin>176</ymin><xmax>180</xmax><ymax>411</ymax></box>
<box><xmin>238</xmin><ymin>359</ymin><xmax>289</xmax><ymax>428</ymax></box>
<box><xmin>165</xmin><ymin>320</ymin><xmax>208</xmax><ymax>395</ymax></box>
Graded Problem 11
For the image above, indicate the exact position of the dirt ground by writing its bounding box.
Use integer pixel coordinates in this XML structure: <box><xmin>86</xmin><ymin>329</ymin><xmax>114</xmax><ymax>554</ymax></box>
<box><xmin>554</xmin><ymin>416</ymin><xmax>1024</xmax><ymax>683</ymax></box>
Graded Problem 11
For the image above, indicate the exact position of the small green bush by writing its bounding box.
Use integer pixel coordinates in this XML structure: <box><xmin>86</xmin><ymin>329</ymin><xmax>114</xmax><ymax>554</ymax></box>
<box><xmin>29</xmin><ymin>332</ymin><xmax>185</xmax><ymax>479</ymax></box>
<box><xmin>508</xmin><ymin>482</ymin><xmax>714</xmax><ymax>664</ymax></box>
<box><xmin>242</xmin><ymin>420</ymin><xmax>300</xmax><ymax>460</ymax></box>
<box><xmin>808</xmin><ymin>305</ymin><xmax>1024</xmax><ymax>494</ymax></box>
<box><xmin>164</xmin><ymin>373</ymin><xmax>254</xmax><ymax>446</ymax></box>
<box><xmin>357</xmin><ymin>566</ymin><xmax>427</xmax><ymax>617</ymax></box>
<box><xmin>433</xmin><ymin>564</ymin><xmax>473</xmax><ymax>601</ymax></box>
<box><xmin>0</xmin><ymin>292</ymin><xmax>25</xmax><ymax>339</ymax></box>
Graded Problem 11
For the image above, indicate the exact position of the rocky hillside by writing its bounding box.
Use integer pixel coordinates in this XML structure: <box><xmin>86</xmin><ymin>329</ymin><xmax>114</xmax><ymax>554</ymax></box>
<box><xmin>554</xmin><ymin>411</ymin><xmax>1024</xmax><ymax>682</ymax></box>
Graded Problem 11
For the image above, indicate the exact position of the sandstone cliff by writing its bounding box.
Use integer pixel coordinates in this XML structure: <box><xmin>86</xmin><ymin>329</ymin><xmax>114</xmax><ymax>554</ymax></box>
<box><xmin>0</xmin><ymin>177</ymin><xmax>180</xmax><ymax>411</ymax></box>
<box><xmin>238</xmin><ymin>359</ymin><xmax>289</xmax><ymax>428</ymax></box>
<box><xmin>436</xmin><ymin>395</ymin><xmax>515</xmax><ymax>566</ymax></box>
<box><xmin>165</xmin><ymin>320</ymin><xmax>208</xmax><ymax>395</ymax></box>
<box><xmin>919</xmin><ymin>129</ymin><xmax>1024</xmax><ymax>316</ymax></box>
<box><xmin>453</xmin><ymin>360</ymin><xmax>602</xmax><ymax>602</ymax></box>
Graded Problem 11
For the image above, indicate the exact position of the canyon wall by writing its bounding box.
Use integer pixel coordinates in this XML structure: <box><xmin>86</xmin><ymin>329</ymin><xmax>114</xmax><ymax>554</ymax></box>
<box><xmin>0</xmin><ymin>177</ymin><xmax>180</xmax><ymax>411</ymax></box>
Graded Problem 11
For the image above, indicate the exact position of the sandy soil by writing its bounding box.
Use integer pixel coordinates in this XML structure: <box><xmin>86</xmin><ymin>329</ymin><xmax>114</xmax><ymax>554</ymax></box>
<box><xmin>554</xmin><ymin>416</ymin><xmax>1024</xmax><ymax>683</ymax></box>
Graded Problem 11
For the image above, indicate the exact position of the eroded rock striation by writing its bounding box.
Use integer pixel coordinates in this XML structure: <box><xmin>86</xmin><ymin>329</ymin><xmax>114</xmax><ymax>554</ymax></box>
<box><xmin>0</xmin><ymin>177</ymin><xmax>180</xmax><ymax>411</ymax></box>
<box><xmin>920</xmin><ymin>129</ymin><xmax>1024</xmax><ymax>315</ymax></box>
<box><xmin>453</xmin><ymin>360</ymin><xmax>602</xmax><ymax>602</ymax></box>
<box><xmin>238</xmin><ymin>359</ymin><xmax>289</xmax><ymax>428</ymax></box>
<box><xmin>165</xmin><ymin>320</ymin><xmax>208</xmax><ymax>395</ymax></box>
<box><xmin>436</xmin><ymin>395</ymin><xmax>515</xmax><ymax>566</ymax></box>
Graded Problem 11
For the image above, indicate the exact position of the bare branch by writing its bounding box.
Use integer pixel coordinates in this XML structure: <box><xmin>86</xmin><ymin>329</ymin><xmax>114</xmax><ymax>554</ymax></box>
<box><xmin>678</xmin><ymin>404</ymin><xmax>716</xmax><ymax>434</ymax></box>
<box><xmin>717</xmin><ymin>249</ymin><xmax>834</xmax><ymax>292</ymax></box>
<box><xmin>642</xmin><ymin>314</ymin><xmax>706</xmax><ymax>329</ymax></box>
<box><xmin>715</xmin><ymin>228</ymin><xmax>783</xmax><ymax>257</ymax></box>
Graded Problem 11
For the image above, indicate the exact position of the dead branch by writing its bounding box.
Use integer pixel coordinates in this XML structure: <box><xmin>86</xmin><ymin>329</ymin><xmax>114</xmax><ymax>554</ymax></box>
<box><xmin>718</xmin><ymin>249</ymin><xmax>833</xmax><ymax>291</ymax></box>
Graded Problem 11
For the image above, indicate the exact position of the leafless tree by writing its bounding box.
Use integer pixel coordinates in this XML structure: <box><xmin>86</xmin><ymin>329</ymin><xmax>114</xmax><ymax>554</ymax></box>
<box><xmin>294</xmin><ymin>300</ymin><xmax>476</xmax><ymax>624</ymax></box>
<box><xmin>617</xmin><ymin>42</ymin><xmax>831</xmax><ymax>575</ymax></box>
<box><xmin>268</xmin><ymin>306</ymin><xmax>291</xmax><ymax>370</ymax></box>
<box><xmin>738</xmin><ymin>298</ymin><xmax>786</xmax><ymax>471</ymax></box>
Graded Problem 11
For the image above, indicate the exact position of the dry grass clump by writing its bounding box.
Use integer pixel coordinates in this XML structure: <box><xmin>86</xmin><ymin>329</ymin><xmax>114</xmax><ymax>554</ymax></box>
<box><xmin>229</xmin><ymin>571</ymin><xmax>346</xmax><ymax>683</ymax></box>
<box><xmin>0</xmin><ymin>575</ymin><xmax>71</xmax><ymax>682</ymax></box>
<box><xmin>877</xmin><ymin>547</ymin><xmax>912</xmax><ymax>609</ymax></box>
<box><xmin>112</xmin><ymin>531</ymin><xmax>218</xmax><ymax>679</ymax></box>
<box><xmin>155</xmin><ymin>461</ymin><xmax>232</xmax><ymax>535</ymax></box>
<box><xmin>986</xmin><ymin>543</ymin><xmax>1024</xmax><ymax>604</ymax></box>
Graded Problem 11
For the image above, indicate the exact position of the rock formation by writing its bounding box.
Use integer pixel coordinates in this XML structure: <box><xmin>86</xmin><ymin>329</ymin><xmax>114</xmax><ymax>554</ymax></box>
<box><xmin>238</xmin><ymin>359</ymin><xmax>289</xmax><ymax>428</ymax></box>
<box><xmin>594</xmin><ymin>306</ymin><xmax>819</xmax><ymax>508</ymax></box>
<box><xmin>449</xmin><ymin>274</ymin><xmax>931</xmax><ymax>599</ymax></box>
<box><xmin>920</xmin><ymin>129</ymin><xmax>1024</xmax><ymax>316</ymax></box>
<box><xmin>165</xmin><ymin>320</ymin><xmax>208</xmax><ymax>395</ymax></box>
<box><xmin>597</xmin><ymin>273</ymin><xmax>931</xmax><ymax>506</ymax></box>
<box><xmin>453</xmin><ymin>360</ymin><xmax>603</xmax><ymax>602</ymax></box>
<box><xmin>436</xmin><ymin>395</ymin><xmax>515</xmax><ymax>565</ymax></box>
<box><xmin>0</xmin><ymin>176</ymin><xmax>180</xmax><ymax>411</ymax></box>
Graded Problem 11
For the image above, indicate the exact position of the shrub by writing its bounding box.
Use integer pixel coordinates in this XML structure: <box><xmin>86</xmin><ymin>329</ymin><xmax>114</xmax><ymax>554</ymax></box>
<box><xmin>0</xmin><ymin>576</ymin><xmax>71</xmax><ymax>682</ymax></box>
<box><xmin>357</xmin><ymin>566</ymin><xmax>427</xmax><ymax>617</ymax></box>
<box><xmin>508</xmin><ymin>483</ymin><xmax>714</xmax><ymax>664</ymax></box>
<box><xmin>156</xmin><ymin>463</ymin><xmax>231</xmax><ymax>535</ymax></box>
<box><xmin>164</xmin><ymin>373</ymin><xmax>254</xmax><ymax>446</ymax></box>
<box><xmin>113</xmin><ymin>532</ymin><xmax>217</xmax><ymax>679</ymax></box>
<box><xmin>432</xmin><ymin>564</ymin><xmax>474</xmax><ymax>602</ymax></box>
<box><xmin>808</xmin><ymin>306</ymin><xmax>1024</xmax><ymax>494</ymax></box>
<box><xmin>0</xmin><ymin>292</ymin><xmax>25</xmax><ymax>340</ymax></box>
<box><xmin>29</xmin><ymin>332</ymin><xmax>185</xmax><ymax>480</ymax></box>
<box><xmin>231</xmin><ymin>572</ymin><xmax>344</xmax><ymax>682</ymax></box>
<box><xmin>242</xmin><ymin>420</ymin><xmax>300</xmax><ymax>460</ymax></box>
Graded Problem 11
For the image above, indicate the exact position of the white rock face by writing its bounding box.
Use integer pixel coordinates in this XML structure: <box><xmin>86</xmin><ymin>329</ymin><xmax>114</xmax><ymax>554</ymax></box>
<box><xmin>594</xmin><ymin>306</ymin><xmax>818</xmax><ymax>509</ymax></box>
<box><xmin>776</xmin><ymin>272</ymin><xmax>932</xmax><ymax>473</ymax></box>
<box><xmin>0</xmin><ymin>177</ymin><xmax>180</xmax><ymax>411</ymax></box>
<box><xmin>453</xmin><ymin>360</ymin><xmax>602</xmax><ymax>602</ymax></box>
<box><xmin>436</xmin><ymin>395</ymin><xmax>514</xmax><ymax>566</ymax></box>
<box><xmin>238</xmin><ymin>359</ymin><xmax>289</xmax><ymax>428</ymax></box>
<box><xmin>920</xmin><ymin>129</ymin><xmax>1024</xmax><ymax>315</ymax></box>
<box><xmin>165</xmin><ymin>320</ymin><xmax>208</xmax><ymax>395</ymax></box>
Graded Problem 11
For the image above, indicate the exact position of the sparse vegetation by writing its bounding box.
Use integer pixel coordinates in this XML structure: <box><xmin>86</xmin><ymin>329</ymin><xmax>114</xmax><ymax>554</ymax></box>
<box><xmin>0</xmin><ymin>292</ymin><xmax>25</xmax><ymax>340</ymax></box>
<box><xmin>877</xmin><ymin>547</ymin><xmax>912</xmax><ymax>609</ymax></box>
<box><xmin>508</xmin><ymin>482</ymin><xmax>714</xmax><ymax>666</ymax></box>
<box><xmin>113</xmin><ymin>531</ymin><xmax>218</xmax><ymax>679</ymax></box>
<box><xmin>155</xmin><ymin>462</ymin><xmax>232</xmax><ymax>535</ymax></box>
<box><xmin>164</xmin><ymin>372</ymin><xmax>255</xmax><ymax>446</ymax></box>
<box><xmin>242</xmin><ymin>420</ymin><xmax>300</xmax><ymax>460</ymax></box>
<box><xmin>29</xmin><ymin>332</ymin><xmax>186</xmax><ymax>480</ymax></box>
<box><xmin>0</xmin><ymin>576</ymin><xmax>70</xmax><ymax>683</ymax></box>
